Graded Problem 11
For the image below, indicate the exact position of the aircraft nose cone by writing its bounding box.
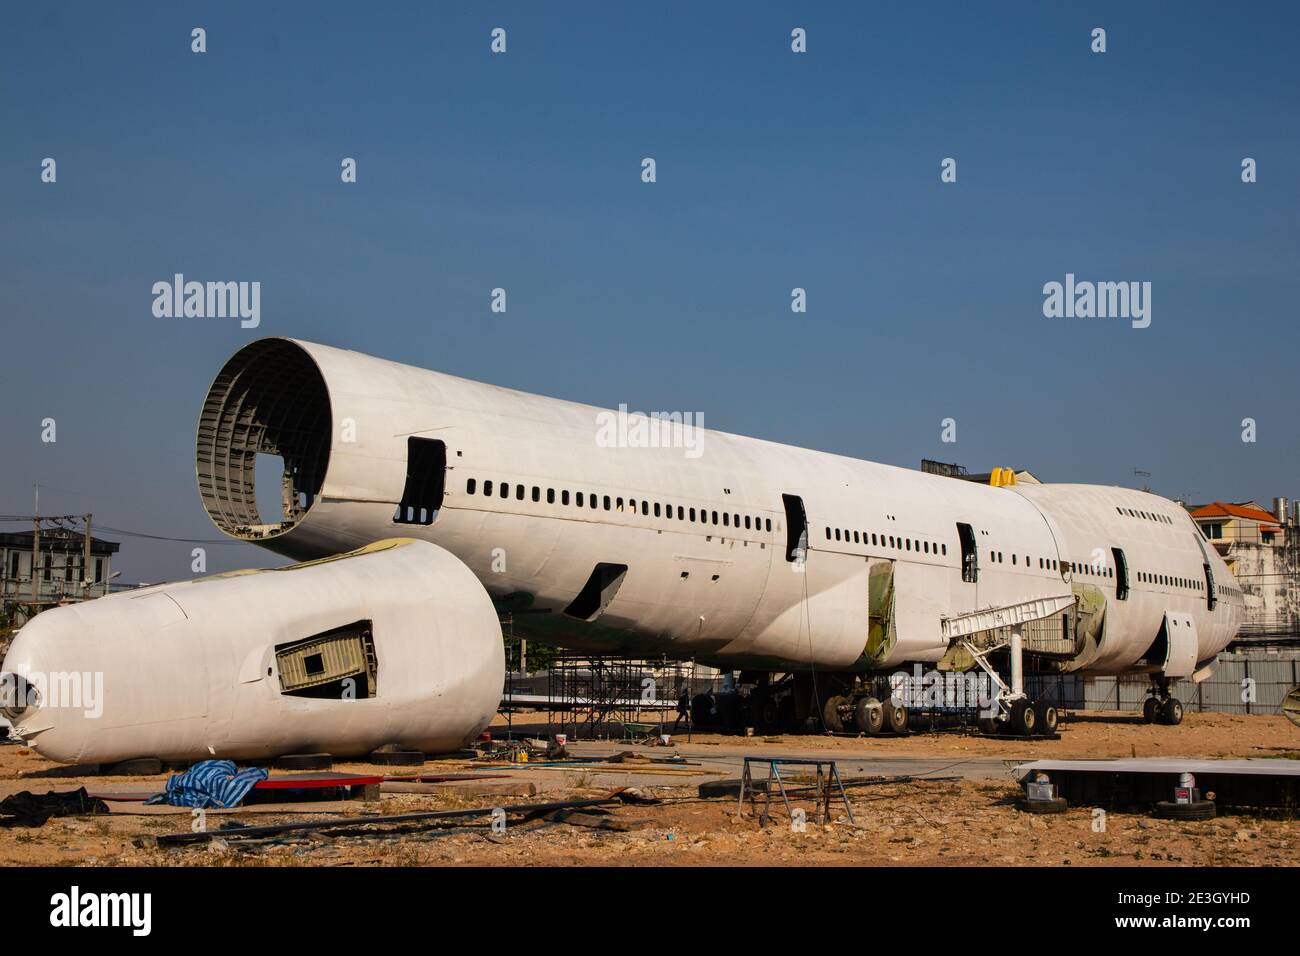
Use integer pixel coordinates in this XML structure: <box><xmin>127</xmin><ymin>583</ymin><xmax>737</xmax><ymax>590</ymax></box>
<box><xmin>0</xmin><ymin>608</ymin><xmax>105</xmax><ymax>763</ymax></box>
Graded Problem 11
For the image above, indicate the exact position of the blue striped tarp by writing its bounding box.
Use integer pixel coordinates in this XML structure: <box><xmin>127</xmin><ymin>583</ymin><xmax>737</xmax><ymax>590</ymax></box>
<box><xmin>145</xmin><ymin>759</ymin><xmax>270</xmax><ymax>809</ymax></box>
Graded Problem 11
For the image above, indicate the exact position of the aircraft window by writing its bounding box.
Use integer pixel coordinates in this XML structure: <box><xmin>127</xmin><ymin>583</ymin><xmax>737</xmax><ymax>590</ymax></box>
<box><xmin>562</xmin><ymin>490</ymin><xmax>570</xmax><ymax>505</ymax></box>
<box><xmin>466</xmin><ymin>479</ymin><xmax>476</xmax><ymax>494</ymax></box>
<box><xmin>744</xmin><ymin>516</ymin><xmax>751</xmax><ymax>529</ymax></box>
<box><xmin>532</xmin><ymin>486</ymin><xmax>540</xmax><ymax>502</ymax></box>
<box><xmin>604</xmin><ymin>496</ymin><xmax>611</xmax><ymax>510</ymax></box>
<box><xmin>617</xmin><ymin>497</ymin><xmax>624</xmax><ymax>511</ymax></box>
<box><xmin>712</xmin><ymin>511</ymin><xmax>719</xmax><ymax>524</ymax></box>
<box><xmin>835</xmin><ymin>528</ymin><xmax>842</xmax><ymax>541</ymax></box>
<box><xmin>724</xmin><ymin>513</ymin><xmax>731</xmax><ymax>527</ymax></box>
<box><xmin>942</xmin><ymin>544</ymin><xmax>947</xmax><ymax>555</ymax></box>
<box><xmin>484</xmin><ymin>480</ymin><xmax>493</xmax><ymax>496</ymax></box>
<box><xmin>872</xmin><ymin>533</ymin><xmax>878</xmax><ymax>545</ymax></box>
<box><xmin>654</xmin><ymin>503</ymin><xmax>662</xmax><ymax>517</ymax></box>
<box><xmin>643</xmin><ymin>502</ymin><xmax>650</xmax><ymax>516</ymax></box>
<box><xmin>576</xmin><ymin>492</ymin><xmax>584</xmax><ymax>507</ymax></box>
<box><xmin>546</xmin><ymin>488</ymin><xmax>555</xmax><ymax>504</ymax></box>
<box><xmin>734</xmin><ymin>514</ymin><xmax>740</xmax><ymax>527</ymax></box>
<box><xmin>690</xmin><ymin>508</ymin><xmax>697</xmax><ymax>521</ymax></box>
<box><xmin>499</xmin><ymin>482</ymin><xmax>508</xmax><ymax>498</ymax></box>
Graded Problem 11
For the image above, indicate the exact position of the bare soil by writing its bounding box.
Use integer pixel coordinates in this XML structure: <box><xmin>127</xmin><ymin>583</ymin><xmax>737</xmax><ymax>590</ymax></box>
<box><xmin>1</xmin><ymin>711</ymin><xmax>1295</xmax><ymax>867</ymax></box>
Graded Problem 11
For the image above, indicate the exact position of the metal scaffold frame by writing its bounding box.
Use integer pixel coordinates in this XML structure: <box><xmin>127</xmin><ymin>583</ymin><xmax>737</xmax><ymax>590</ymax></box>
<box><xmin>545</xmin><ymin>654</ymin><xmax>700</xmax><ymax>741</ymax></box>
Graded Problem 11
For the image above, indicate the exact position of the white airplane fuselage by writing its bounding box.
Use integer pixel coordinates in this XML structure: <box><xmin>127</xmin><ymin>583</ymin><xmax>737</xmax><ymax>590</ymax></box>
<box><xmin>197</xmin><ymin>338</ymin><xmax>1243</xmax><ymax>677</ymax></box>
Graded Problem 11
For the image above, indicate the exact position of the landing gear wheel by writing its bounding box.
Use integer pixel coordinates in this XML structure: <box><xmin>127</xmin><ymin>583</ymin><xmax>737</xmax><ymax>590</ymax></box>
<box><xmin>1161</xmin><ymin>697</ymin><xmax>1184</xmax><ymax>726</ymax></box>
<box><xmin>1154</xmin><ymin>799</ymin><xmax>1215</xmax><ymax>821</ymax></box>
<box><xmin>1034</xmin><ymin>701</ymin><xmax>1059</xmax><ymax>736</ymax></box>
<box><xmin>778</xmin><ymin>694</ymin><xmax>800</xmax><ymax>733</ymax></box>
<box><xmin>883</xmin><ymin>701</ymin><xmax>910</xmax><ymax>735</ymax></box>
<box><xmin>1143</xmin><ymin>696</ymin><xmax>1160</xmax><ymax>724</ymax></box>
<box><xmin>978</xmin><ymin>716</ymin><xmax>1002</xmax><ymax>736</ymax></box>
<box><xmin>1010</xmin><ymin>700</ymin><xmax>1037</xmax><ymax>737</ymax></box>
<box><xmin>855</xmin><ymin>697</ymin><xmax>884</xmax><ymax>735</ymax></box>
<box><xmin>753</xmin><ymin>693</ymin><xmax>781</xmax><ymax>736</ymax></box>
<box><xmin>822</xmin><ymin>696</ymin><xmax>846</xmax><ymax>733</ymax></box>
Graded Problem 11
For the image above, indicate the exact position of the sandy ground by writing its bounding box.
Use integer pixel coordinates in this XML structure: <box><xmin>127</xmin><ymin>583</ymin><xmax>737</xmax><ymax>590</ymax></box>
<box><xmin>1</xmin><ymin>711</ymin><xmax>1296</xmax><ymax>867</ymax></box>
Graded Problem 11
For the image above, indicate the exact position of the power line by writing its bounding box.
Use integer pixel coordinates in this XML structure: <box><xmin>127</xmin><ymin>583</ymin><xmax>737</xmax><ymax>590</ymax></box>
<box><xmin>0</xmin><ymin>515</ymin><xmax>239</xmax><ymax>545</ymax></box>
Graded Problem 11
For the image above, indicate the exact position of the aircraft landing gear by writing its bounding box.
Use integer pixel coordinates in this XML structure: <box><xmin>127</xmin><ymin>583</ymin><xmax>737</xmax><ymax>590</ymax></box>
<box><xmin>1034</xmin><ymin>699</ymin><xmax>1059</xmax><ymax>735</ymax></box>
<box><xmin>854</xmin><ymin>697</ymin><xmax>885</xmax><ymax>735</ymax></box>
<box><xmin>1144</xmin><ymin>679</ymin><xmax>1184</xmax><ymax>726</ymax></box>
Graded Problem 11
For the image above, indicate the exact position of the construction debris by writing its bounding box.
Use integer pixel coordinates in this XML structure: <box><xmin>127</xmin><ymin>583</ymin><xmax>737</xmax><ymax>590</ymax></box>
<box><xmin>146</xmin><ymin>796</ymin><xmax>625</xmax><ymax>848</ymax></box>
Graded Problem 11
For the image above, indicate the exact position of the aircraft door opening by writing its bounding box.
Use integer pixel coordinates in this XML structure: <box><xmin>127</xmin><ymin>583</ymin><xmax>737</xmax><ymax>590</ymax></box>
<box><xmin>782</xmin><ymin>494</ymin><xmax>808</xmax><ymax>563</ymax></box>
<box><xmin>957</xmin><ymin>522</ymin><xmax>978</xmax><ymax>583</ymax></box>
<box><xmin>394</xmin><ymin>437</ymin><xmax>446</xmax><ymax>526</ymax></box>
<box><xmin>1112</xmin><ymin>547</ymin><xmax>1129</xmax><ymax>600</ymax></box>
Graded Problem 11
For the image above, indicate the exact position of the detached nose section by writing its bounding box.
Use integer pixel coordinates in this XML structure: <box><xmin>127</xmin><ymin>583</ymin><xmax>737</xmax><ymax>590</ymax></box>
<box><xmin>1</xmin><ymin>607</ymin><xmax>106</xmax><ymax>764</ymax></box>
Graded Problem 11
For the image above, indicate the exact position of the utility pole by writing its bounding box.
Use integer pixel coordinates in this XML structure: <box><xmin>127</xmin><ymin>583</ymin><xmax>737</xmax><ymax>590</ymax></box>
<box><xmin>31</xmin><ymin>484</ymin><xmax>40</xmax><ymax>607</ymax></box>
<box><xmin>82</xmin><ymin>513</ymin><xmax>92</xmax><ymax>599</ymax></box>
<box><xmin>31</xmin><ymin>522</ymin><xmax>40</xmax><ymax>606</ymax></box>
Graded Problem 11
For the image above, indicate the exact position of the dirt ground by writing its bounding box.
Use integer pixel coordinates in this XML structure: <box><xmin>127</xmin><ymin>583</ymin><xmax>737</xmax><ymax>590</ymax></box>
<box><xmin>1</xmin><ymin>711</ymin><xmax>1297</xmax><ymax>867</ymax></box>
<box><xmin>677</xmin><ymin>710</ymin><xmax>1300</xmax><ymax>760</ymax></box>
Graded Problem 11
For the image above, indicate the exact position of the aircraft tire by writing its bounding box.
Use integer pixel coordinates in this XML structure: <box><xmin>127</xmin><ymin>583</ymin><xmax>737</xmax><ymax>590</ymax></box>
<box><xmin>1034</xmin><ymin>701</ymin><xmax>1059</xmax><ymax>736</ymax></box>
<box><xmin>1154</xmin><ymin>799</ymin><xmax>1215</xmax><ymax>821</ymax></box>
<box><xmin>855</xmin><ymin>697</ymin><xmax>885</xmax><ymax>735</ymax></box>
<box><xmin>1010</xmin><ymin>699</ymin><xmax>1037</xmax><ymax>737</ymax></box>
<box><xmin>883</xmin><ymin>700</ymin><xmax>909</xmax><ymax>735</ymax></box>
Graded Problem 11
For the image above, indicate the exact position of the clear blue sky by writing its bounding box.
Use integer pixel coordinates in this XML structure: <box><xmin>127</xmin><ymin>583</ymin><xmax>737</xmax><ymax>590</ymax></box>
<box><xmin>2</xmin><ymin>1</ymin><xmax>1297</xmax><ymax>583</ymax></box>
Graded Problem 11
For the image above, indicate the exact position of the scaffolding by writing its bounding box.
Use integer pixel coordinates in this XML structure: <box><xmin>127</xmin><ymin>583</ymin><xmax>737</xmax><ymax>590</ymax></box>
<box><xmin>545</xmin><ymin>654</ymin><xmax>704</xmax><ymax>741</ymax></box>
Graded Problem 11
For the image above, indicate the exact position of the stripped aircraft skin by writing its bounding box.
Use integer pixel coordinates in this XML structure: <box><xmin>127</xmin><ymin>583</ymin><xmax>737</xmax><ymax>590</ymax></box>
<box><xmin>195</xmin><ymin>338</ymin><xmax>1242</xmax><ymax>682</ymax></box>
<box><xmin>2</xmin><ymin>539</ymin><xmax>503</xmax><ymax>764</ymax></box>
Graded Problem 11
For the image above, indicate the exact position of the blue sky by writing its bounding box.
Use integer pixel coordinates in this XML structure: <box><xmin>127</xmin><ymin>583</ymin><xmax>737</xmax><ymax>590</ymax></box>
<box><xmin>2</xmin><ymin>1</ymin><xmax>1297</xmax><ymax>582</ymax></box>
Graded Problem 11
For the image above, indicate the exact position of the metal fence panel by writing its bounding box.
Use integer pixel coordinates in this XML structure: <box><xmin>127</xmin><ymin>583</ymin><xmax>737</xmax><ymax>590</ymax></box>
<box><xmin>1075</xmin><ymin>650</ymin><xmax>1299</xmax><ymax>714</ymax></box>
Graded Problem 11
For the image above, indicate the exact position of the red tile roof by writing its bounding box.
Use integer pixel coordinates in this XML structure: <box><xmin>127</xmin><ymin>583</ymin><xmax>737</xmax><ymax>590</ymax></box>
<box><xmin>1191</xmin><ymin>501</ymin><xmax>1281</xmax><ymax>527</ymax></box>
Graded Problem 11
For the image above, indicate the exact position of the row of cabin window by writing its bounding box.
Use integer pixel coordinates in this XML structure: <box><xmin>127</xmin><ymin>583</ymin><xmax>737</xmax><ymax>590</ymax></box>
<box><xmin>464</xmin><ymin>478</ymin><xmax>774</xmax><ymax>533</ymax></box>
<box><xmin>1216</xmin><ymin>583</ymin><xmax>1241</xmax><ymax>599</ymax></box>
<box><xmin>1117</xmin><ymin>505</ymin><xmax>1174</xmax><ymax>525</ymax></box>
<box><xmin>825</xmin><ymin>527</ymin><xmax>949</xmax><ymax>556</ymax></box>
<box><xmin>1135</xmin><ymin>570</ymin><xmax>1202</xmax><ymax>591</ymax></box>
<box><xmin>1063</xmin><ymin>559</ymin><xmax>1112</xmax><ymax>578</ymax></box>
<box><xmin>990</xmin><ymin>553</ymin><xmax>1105</xmax><ymax>577</ymax></box>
